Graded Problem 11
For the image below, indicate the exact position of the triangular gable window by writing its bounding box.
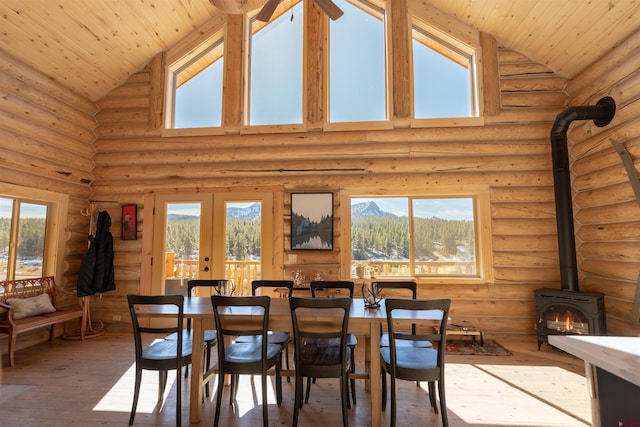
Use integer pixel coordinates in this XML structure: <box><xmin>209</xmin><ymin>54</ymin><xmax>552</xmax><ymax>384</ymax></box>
<box><xmin>412</xmin><ymin>23</ymin><xmax>477</xmax><ymax>119</ymax></box>
<box><xmin>170</xmin><ymin>38</ymin><xmax>224</xmax><ymax>129</ymax></box>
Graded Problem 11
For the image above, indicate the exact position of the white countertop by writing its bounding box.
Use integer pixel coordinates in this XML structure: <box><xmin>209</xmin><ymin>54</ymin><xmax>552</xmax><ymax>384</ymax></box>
<box><xmin>549</xmin><ymin>335</ymin><xmax>640</xmax><ymax>387</ymax></box>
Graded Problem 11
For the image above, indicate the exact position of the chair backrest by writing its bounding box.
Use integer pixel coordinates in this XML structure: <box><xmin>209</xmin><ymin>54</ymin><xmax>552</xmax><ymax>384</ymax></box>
<box><xmin>188</xmin><ymin>279</ymin><xmax>231</xmax><ymax>297</ymax></box>
<box><xmin>210</xmin><ymin>295</ymin><xmax>271</xmax><ymax>367</ymax></box>
<box><xmin>372</xmin><ymin>281</ymin><xmax>417</xmax><ymax>299</ymax></box>
<box><xmin>310</xmin><ymin>280</ymin><xmax>355</xmax><ymax>298</ymax></box>
<box><xmin>289</xmin><ymin>296</ymin><xmax>351</xmax><ymax>369</ymax></box>
<box><xmin>251</xmin><ymin>279</ymin><xmax>294</xmax><ymax>298</ymax></box>
<box><xmin>374</xmin><ymin>281</ymin><xmax>418</xmax><ymax>335</ymax></box>
<box><xmin>127</xmin><ymin>294</ymin><xmax>186</xmax><ymax>361</ymax></box>
<box><xmin>385</xmin><ymin>298</ymin><xmax>451</xmax><ymax>367</ymax></box>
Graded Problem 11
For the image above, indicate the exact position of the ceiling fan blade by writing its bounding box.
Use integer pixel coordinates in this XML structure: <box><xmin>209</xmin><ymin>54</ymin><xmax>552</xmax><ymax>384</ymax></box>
<box><xmin>256</xmin><ymin>0</ymin><xmax>281</xmax><ymax>22</ymax></box>
<box><xmin>315</xmin><ymin>0</ymin><xmax>344</xmax><ymax>20</ymax></box>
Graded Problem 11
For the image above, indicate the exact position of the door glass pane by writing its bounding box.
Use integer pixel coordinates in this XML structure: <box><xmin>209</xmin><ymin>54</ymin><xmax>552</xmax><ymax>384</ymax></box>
<box><xmin>164</xmin><ymin>203</ymin><xmax>201</xmax><ymax>295</ymax></box>
<box><xmin>0</xmin><ymin>197</ymin><xmax>12</xmax><ymax>281</ymax></box>
<box><xmin>15</xmin><ymin>203</ymin><xmax>47</xmax><ymax>280</ymax></box>
<box><xmin>225</xmin><ymin>202</ymin><xmax>261</xmax><ymax>295</ymax></box>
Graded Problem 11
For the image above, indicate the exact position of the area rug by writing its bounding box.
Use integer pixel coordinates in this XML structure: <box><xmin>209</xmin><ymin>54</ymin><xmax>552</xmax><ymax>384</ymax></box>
<box><xmin>435</xmin><ymin>339</ymin><xmax>511</xmax><ymax>356</ymax></box>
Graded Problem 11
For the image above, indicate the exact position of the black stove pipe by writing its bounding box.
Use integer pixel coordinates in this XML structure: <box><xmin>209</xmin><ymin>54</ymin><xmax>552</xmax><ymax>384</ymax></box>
<box><xmin>550</xmin><ymin>96</ymin><xmax>616</xmax><ymax>292</ymax></box>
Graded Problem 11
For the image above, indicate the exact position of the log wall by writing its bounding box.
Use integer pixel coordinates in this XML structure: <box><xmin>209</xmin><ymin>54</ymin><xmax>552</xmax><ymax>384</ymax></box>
<box><xmin>89</xmin><ymin>19</ymin><xmax>573</xmax><ymax>336</ymax></box>
<box><xmin>0</xmin><ymin>50</ymin><xmax>98</xmax><ymax>353</ymax></box>
<box><xmin>1</xmin><ymin>8</ymin><xmax>637</xmax><ymax>341</ymax></box>
<box><xmin>565</xmin><ymin>28</ymin><xmax>640</xmax><ymax>336</ymax></box>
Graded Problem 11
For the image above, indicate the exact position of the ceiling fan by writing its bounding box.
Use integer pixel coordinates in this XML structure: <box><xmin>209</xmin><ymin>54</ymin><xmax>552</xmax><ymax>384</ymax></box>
<box><xmin>209</xmin><ymin>0</ymin><xmax>344</xmax><ymax>22</ymax></box>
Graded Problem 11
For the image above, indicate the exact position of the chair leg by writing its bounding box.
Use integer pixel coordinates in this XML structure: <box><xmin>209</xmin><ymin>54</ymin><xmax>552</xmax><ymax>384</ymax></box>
<box><xmin>304</xmin><ymin>377</ymin><xmax>312</xmax><ymax>403</ymax></box>
<box><xmin>390</xmin><ymin>375</ymin><xmax>397</xmax><ymax>427</ymax></box>
<box><xmin>285</xmin><ymin>343</ymin><xmax>291</xmax><ymax>383</ymax></box>
<box><xmin>176</xmin><ymin>366</ymin><xmax>182</xmax><ymax>427</ymax></box>
<box><xmin>341</xmin><ymin>373</ymin><xmax>350</xmax><ymax>427</ymax></box>
<box><xmin>438</xmin><ymin>379</ymin><xmax>448</xmax><ymax>427</ymax></box>
<box><xmin>381</xmin><ymin>370</ymin><xmax>387</xmax><ymax>411</ymax></box>
<box><xmin>205</xmin><ymin>342</ymin><xmax>213</xmax><ymax>397</ymax></box>
<box><xmin>159</xmin><ymin>370</ymin><xmax>167</xmax><ymax>401</ymax></box>
<box><xmin>428</xmin><ymin>381</ymin><xmax>438</xmax><ymax>413</ymax></box>
<box><xmin>214</xmin><ymin>372</ymin><xmax>224</xmax><ymax>427</ymax></box>
<box><xmin>261</xmin><ymin>373</ymin><xmax>269</xmax><ymax>427</ymax></box>
<box><xmin>129</xmin><ymin>367</ymin><xmax>142</xmax><ymax>425</ymax></box>
<box><xmin>349</xmin><ymin>349</ymin><xmax>357</xmax><ymax>405</ymax></box>
<box><xmin>292</xmin><ymin>372</ymin><xmax>302</xmax><ymax>426</ymax></box>
<box><xmin>276</xmin><ymin>356</ymin><xmax>283</xmax><ymax>406</ymax></box>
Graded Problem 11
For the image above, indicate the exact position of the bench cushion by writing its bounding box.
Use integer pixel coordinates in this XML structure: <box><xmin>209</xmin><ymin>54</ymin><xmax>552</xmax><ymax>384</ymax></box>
<box><xmin>6</xmin><ymin>293</ymin><xmax>56</xmax><ymax>320</ymax></box>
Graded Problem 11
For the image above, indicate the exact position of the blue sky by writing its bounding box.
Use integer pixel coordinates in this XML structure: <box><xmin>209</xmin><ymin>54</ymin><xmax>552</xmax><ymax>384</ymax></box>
<box><xmin>351</xmin><ymin>197</ymin><xmax>474</xmax><ymax>221</ymax></box>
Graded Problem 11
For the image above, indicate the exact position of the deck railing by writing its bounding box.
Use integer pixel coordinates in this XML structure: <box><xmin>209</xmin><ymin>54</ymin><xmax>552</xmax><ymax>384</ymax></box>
<box><xmin>165</xmin><ymin>253</ymin><xmax>476</xmax><ymax>296</ymax></box>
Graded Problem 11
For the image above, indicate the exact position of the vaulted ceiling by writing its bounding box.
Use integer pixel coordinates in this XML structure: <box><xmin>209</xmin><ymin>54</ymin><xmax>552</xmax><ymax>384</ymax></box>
<box><xmin>0</xmin><ymin>0</ymin><xmax>638</xmax><ymax>102</ymax></box>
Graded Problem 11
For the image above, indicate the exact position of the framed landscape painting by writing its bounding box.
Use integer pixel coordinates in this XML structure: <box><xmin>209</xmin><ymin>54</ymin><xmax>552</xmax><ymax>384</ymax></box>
<box><xmin>290</xmin><ymin>192</ymin><xmax>333</xmax><ymax>250</ymax></box>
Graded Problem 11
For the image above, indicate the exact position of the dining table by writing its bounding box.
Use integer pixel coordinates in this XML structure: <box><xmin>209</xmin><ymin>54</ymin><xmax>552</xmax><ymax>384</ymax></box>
<box><xmin>137</xmin><ymin>295</ymin><xmax>445</xmax><ymax>426</ymax></box>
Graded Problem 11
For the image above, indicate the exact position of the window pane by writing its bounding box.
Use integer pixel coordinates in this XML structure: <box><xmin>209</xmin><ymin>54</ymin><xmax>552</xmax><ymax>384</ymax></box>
<box><xmin>412</xmin><ymin>27</ymin><xmax>474</xmax><ymax>119</ymax></box>
<box><xmin>330</xmin><ymin>0</ymin><xmax>386</xmax><ymax>123</ymax></box>
<box><xmin>0</xmin><ymin>197</ymin><xmax>12</xmax><ymax>281</ymax></box>
<box><xmin>412</xmin><ymin>198</ymin><xmax>476</xmax><ymax>276</ymax></box>
<box><xmin>15</xmin><ymin>203</ymin><xmax>47</xmax><ymax>280</ymax></box>
<box><xmin>249</xmin><ymin>3</ymin><xmax>303</xmax><ymax>125</ymax></box>
<box><xmin>173</xmin><ymin>42</ymin><xmax>224</xmax><ymax>129</ymax></box>
<box><xmin>351</xmin><ymin>198</ymin><xmax>409</xmax><ymax>277</ymax></box>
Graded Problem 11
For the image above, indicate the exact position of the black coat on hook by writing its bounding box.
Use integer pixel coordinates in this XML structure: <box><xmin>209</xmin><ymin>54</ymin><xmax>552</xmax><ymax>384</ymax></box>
<box><xmin>77</xmin><ymin>211</ymin><xmax>116</xmax><ymax>297</ymax></box>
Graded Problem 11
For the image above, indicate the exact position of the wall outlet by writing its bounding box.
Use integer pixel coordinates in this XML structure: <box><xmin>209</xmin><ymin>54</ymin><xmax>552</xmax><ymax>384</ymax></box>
<box><xmin>112</xmin><ymin>315</ymin><xmax>121</xmax><ymax>321</ymax></box>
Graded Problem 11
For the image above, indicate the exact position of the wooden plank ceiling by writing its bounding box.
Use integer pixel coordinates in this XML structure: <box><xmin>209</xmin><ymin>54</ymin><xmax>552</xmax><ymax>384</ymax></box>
<box><xmin>0</xmin><ymin>0</ymin><xmax>638</xmax><ymax>102</ymax></box>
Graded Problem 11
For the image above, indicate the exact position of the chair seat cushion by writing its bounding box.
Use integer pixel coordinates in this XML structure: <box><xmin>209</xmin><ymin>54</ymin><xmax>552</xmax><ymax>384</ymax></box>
<box><xmin>235</xmin><ymin>331</ymin><xmax>290</xmax><ymax>346</ymax></box>
<box><xmin>143</xmin><ymin>339</ymin><xmax>193</xmax><ymax>361</ymax></box>
<box><xmin>380</xmin><ymin>332</ymin><xmax>432</xmax><ymax>348</ymax></box>
<box><xmin>304</xmin><ymin>333</ymin><xmax>357</xmax><ymax>348</ymax></box>
<box><xmin>203</xmin><ymin>330</ymin><xmax>217</xmax><ymax>343</ymax></box>
<box><xmin>299</xmin><ymin>343</ymin><xmax>352</xmax><ymax>366</ymax></box>
<box><xmin>380</xmin><ymin>346</ymin><xmax>437</xmax><ymax>370</ymax></box>
<box><xmin>225</xmin><ymin>342</ymin><xmax>282</xmax><ymax>363</ymax></box>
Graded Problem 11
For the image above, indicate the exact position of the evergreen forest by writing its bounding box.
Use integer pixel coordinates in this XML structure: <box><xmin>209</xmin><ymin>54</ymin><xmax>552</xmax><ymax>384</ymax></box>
<box><xmin>351</xmin><ymin>215</ymin><xmax>475</xmax><ymax>261</ymax></box>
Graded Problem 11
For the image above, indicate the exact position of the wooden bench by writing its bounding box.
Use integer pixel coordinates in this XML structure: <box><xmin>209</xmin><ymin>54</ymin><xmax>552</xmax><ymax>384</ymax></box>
<box><xmin>0</xmin><ymin>276</ymin><xmax>85</xmax><ymax>367</ymax></box>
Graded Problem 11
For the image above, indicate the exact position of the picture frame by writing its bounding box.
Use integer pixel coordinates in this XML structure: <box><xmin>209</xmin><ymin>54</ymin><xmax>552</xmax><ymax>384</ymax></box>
<box><xmin>121</xmin><ymin>204</ymin><xmax>137</xmax><ymax>240</ymax></box>
<box><xmin>290</xmin><ymin>192</ymin><xmax>333</xmax><ymax>250</ymax></box>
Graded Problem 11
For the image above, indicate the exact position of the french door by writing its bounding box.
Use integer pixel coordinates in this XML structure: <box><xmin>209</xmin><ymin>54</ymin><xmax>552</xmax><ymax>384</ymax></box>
<box><xmin>150</xmin><ymin>192</ymin><xmax>273</xmax><ymax>296</ymax></box>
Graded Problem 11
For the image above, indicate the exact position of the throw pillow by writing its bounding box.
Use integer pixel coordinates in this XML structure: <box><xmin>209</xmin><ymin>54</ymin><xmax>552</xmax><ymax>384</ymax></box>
<box><xmin>6</xmin><ymin>293</ymin><xmax>56</xmax><ymax>320</ymax></box>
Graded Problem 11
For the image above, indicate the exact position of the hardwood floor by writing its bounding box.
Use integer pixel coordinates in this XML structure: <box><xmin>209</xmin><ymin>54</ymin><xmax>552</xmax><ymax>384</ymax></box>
<box><xmin>0</xmin><ymin>331</ymin><xmax>592</xmax><ymax>426</ymax></box>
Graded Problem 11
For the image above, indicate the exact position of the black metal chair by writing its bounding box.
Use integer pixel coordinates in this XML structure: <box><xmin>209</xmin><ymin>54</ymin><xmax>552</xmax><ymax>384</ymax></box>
<box><xmin>380</xmin><ymin>298</ymin><xmax>451</xmax><ymax>427</ymax></box>
<box><xmin>210</xmin><ymin>295</ymin><xmax>283</xmax><ymax>427</ymax></box>
<box><xmin>235</xmin><ymin>280</ymin><xmax>294</xmax><ymax>382</ymax></box>
<box><xmin>290</xmin><ymin>296</ymin><xmax>352</xmax><ymax>427</ymax></box>
<box><xmin>165</xmin><ymin>279</ymin><xmax>227</xmax><ymax>397</ymax></box>
<box><xmin>309</xmin><ymin>280</ymin><xmax>358</xmax><ymax>404</ymax></box>
<box><xmin>127</xmin><ymin>294</ymin><xmax>192</xmax><ymax>427</ymax></box>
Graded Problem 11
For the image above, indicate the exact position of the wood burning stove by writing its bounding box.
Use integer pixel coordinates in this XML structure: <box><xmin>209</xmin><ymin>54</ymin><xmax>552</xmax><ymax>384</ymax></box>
<box><xmin>534</xmin><ymin>97</ymin><xmax>615</xmax><ymax>350</ymax></box>
<box><xmin>535</xmin><ymin>288</ymin><xmax>606</xmax><ymax>350</ymax></box>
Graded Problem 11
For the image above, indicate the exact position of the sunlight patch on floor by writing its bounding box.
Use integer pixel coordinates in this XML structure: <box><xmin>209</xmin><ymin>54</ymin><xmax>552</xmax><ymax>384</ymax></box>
<box><xmin>206</xmin><ymin>373</ymin><xmax>280</xmax><ymax>417</ymax></box>
<box><xmin>444</xmin><ymin>363</ymin><xmax>591</xmax><ymax>426</ymax></box>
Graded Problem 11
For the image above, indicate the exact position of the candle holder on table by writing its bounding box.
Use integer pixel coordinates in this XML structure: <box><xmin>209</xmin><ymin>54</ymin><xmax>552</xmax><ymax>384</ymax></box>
<box><xmin>362</xmin><ymin>282</ymin><xmax>382</xmax><ymax>309</ymax></box>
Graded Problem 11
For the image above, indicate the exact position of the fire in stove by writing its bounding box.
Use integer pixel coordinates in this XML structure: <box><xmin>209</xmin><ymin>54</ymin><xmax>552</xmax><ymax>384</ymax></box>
<box><xmin>546</xmin><ymin>308</ymin><xmax>589</xmax><ymax>335</ymax></box>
